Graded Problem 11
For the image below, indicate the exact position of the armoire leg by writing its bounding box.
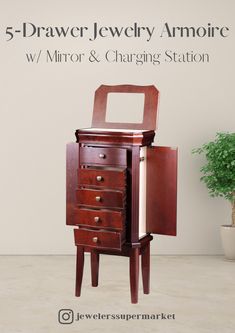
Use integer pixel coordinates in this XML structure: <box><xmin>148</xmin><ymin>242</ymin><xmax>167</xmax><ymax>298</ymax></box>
<box><xmin>91</xmin><ymin>250</ymin><xmax>99</xmax><ymax>287</ymax></box>
<box><xmin>75</xmin><ymin>246</ymin><xmax>84</xmax><ymax>297</ymax></box>
<box><xmin>129</xmin><ymin>247</ymin><xmax>139</xmax><ymax>304</ymax></box>
<box><xmin>141</xmin><ymin>241</ymin><xmax>150</xmax><ymax>294</ymax></box>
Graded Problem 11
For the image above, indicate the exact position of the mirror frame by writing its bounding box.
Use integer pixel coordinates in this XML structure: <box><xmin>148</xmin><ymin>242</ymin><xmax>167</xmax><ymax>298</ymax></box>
<box><xmin>91</xmin><ymin>84</ymin><xmax>159</xmax><ymax>130</ymax></box>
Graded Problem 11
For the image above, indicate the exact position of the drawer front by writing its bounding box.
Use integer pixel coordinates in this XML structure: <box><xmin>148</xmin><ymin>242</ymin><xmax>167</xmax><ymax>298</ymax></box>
<box><xmin>78</xmin><ymin>169</ymin><xmax>126</xmax><ymax>188</ymax></box>
<box><xmin>77</xmin><ymin>189</ymin><xmax>125</xmax><ymax>209</ymax></box>
<box><xmin>80</xmin><ymin>147</ymin><xmax>127</xmax><ymax>166</ymax></box>
<box><xmin>74</xmin><ymin>228</ymin><xmax>122</xmax><ymax>250</ymax></box>
<box><xmin>74</xmin><ymin>208</ymin><xmax>124</xmax><ymax>230</ymax></box>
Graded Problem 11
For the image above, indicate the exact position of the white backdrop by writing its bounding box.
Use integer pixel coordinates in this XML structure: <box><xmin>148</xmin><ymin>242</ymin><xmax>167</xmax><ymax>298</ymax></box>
<box><xmin>0</xmin><ymin>0</ymin><xmax>234</xmax><ymax>254</ymax></box>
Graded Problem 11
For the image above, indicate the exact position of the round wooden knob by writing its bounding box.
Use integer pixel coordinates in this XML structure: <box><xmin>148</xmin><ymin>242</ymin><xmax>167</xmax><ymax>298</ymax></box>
<box><xmin>95</xmin><ymin>196</ymin><xmax>101</xmax><ymax>202</ymax></box>
<box><xmin>94</xmin><ymin>216</ymin><xmax>100</xmax><ymax>223</ymax></box>
<box><xmin>96</xmin><ymin>176</ymin><xmax>103</xmax><ymax>182</ymax></box>
<box><xmin>92</xmin><ymin>237</ymin><xmax>98</xmax><ymax>243</ymax></box>
<box><xmin>99</xmin><ymin>153</ymin><xmax>105</xmax><ymax>159</ymax></box>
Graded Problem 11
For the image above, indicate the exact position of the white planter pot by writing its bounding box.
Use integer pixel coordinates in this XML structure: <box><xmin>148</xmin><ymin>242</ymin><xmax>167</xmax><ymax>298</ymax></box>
<box><xmin>220</xmin><ymin>225</ymin><xmax>235</xmax><ymax>260</ymax></box>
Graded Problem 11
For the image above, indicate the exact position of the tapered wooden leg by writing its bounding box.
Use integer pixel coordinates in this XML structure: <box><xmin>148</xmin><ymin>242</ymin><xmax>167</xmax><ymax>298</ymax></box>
<box><xmin>91</xmin><ymin>250</ymin><xmax>99</xmax><ymax>287</ymax></box>
<box><xmin>75</xmin><ymin>246</ymin><xmax>84</xmax><ymax>297</ymax></box>
<box><xmin>141</xmin><ymin>241</ymin><xmax>150</xmax><ymax>294</ymax></box>
<box><xmin>129</xmin><ymin>248</ymin><xmax>139</xmax><ymax>304</ymax></box>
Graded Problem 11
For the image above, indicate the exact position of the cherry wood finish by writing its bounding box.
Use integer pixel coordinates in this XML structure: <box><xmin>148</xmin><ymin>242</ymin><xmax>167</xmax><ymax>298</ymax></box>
<box><xmin>75</xmin><ymin>246</ymin><xmax>84</xmax><ymax>297</ymax></box>
<box><xmin>78</xmin><ymin>168</ymin><xmax>126</xmax><ymax>188</ymax></box>
<box><xmin>91</xmin><ymin>251</ymin><xmax>99</xmax><ymax>287</ymax></box>
<box><xmin>80</xmin><ymin>146</ymin><xmax>127</xmax><ymax>166</ymax></box>
<box><xmin>141</xmin><ymin>240</ymin><xmax>150</xmax><ymax>294</ymax></box>
<box><xmin>146</xmin><ymin>146</ymin><xmax>178</xmax><ymax>236</ymax></box>
<box><xmin>92</xmin><ymin>85</ymin><xmax>159</xmax><ymax>130</ymax></box>
<box><xmin>76</xmin><ymin>128</ymin><xmax>155</xmax><ymax>146</ymax></box>
<box><xmin>73</xmin><ymin>207</ymin><xmax>124</xmax><ymax>230</ymax></box>
<box><xmin>76</xmin><ymin>234</ymin><xmax>153</xmax><ymax>302</ymax></box>
<box><xmin>129</xmin><ymin>247</ymin><xmax>139</xmax><ymax>304</ymax></box>
<box><xmin>92</xmin><ymin>234</ymin><xmax>153</xmax><ymax>256</ymax></box>
<box><xmin>77</xmin><ymin>188</ymin><xmax>125</xmax><ymax>209</ymax></box>
<box><xmin>74</xmin><ymin>228</ymin><xmax>123</xmax><ymax>250</ymax></box>
<box><xmin>67</xmin><ymin>84</ymin><xmax>178</xmax><ymax>304</ymax></box>
<box><xmin>66</xmin><ymin>143</ymin><xmax>79</xmax><ymax>226</ymax></box>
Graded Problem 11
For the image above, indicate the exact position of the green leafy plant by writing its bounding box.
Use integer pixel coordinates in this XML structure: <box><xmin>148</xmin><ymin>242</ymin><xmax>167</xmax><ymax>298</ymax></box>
<box><xmin>192</xmin><ymin>132</ymin><xmax>235</xmax><ymax>226</ymax></box>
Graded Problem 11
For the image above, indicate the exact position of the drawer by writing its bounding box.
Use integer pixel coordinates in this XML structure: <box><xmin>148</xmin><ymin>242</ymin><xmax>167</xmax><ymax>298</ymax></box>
<box><xmin>78</xmin><ymin>168</ymin><xmax>126</xmax><ymax>188</ymax></box>
<box><xmin>74</xmin><ymin>228</ymin><xmax>123</xmax><ymax>250</ymax></box>
<box><xmin>77</xmin><ymin>188</ymin><xmax>125</xmax><ymax>209</ymax></box>
<box><xmin>80</xmin><ymin>146</ymin><xmax>127</xmax><ymax>166</ymax></box>
<box><xmin>74</xmin><ymin>208</ymin><xmax>124</xmax><ymax>230</ymax></box>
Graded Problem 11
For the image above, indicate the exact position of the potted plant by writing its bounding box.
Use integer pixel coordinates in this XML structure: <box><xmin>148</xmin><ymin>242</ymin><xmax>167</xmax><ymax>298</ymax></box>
<box><xmin>193</xmin><ymin>132</ymin><xmax>235</xmax><ymax>259</ymax></box>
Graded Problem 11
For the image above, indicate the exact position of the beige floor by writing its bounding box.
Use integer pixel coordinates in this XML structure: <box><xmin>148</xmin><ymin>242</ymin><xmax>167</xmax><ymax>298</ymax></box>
<box><xmin>0</xmin><ymin>255</ymin><xmax>235</xmax><ymax>333</ymax></box>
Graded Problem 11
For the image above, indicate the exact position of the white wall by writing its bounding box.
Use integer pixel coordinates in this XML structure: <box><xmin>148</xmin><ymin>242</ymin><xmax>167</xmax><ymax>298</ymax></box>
<box><xmin>0</xmin><ymin>0</ymin><xmax>234</xmax><ymax>254</ymax></box>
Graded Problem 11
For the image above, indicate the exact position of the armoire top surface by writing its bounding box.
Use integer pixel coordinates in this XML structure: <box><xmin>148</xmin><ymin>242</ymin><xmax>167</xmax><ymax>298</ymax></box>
<box><xmin>77</xmin><ymin>128</ymin><xmax>150</xmax><ymax>133</ymax></box>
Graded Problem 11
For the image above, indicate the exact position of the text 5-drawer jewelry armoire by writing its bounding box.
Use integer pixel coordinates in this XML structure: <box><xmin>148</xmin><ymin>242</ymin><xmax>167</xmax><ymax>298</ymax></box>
<box><xmin>66</xmin><ymin>84</ymin><xmax>177</xmax><ymax>304</ymax></box>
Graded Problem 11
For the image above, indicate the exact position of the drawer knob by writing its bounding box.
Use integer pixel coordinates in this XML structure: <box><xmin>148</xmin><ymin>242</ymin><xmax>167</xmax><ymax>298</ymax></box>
<box><xmin>94</xmin><ymin>216</ymin><xmax>100</xmax><ymax>223</ymax></box>
<box><xmin>92</xmin><ymin>237</ymin><xmax>98</xmax><ymax>243</ymax></box>
<box><xmin>99</xmin><ymin>153</ymin><xmax>105</xmax><ymax>159</ymax></box>
<box><xmin>96</xmin><ymin>176</ymin><xmax>103</xmax><ymax>182</ymax></box>
<box><xmin>95</xmin><ymin>196</ymin><xmax>101</xmax><ymax>202</ymax></box>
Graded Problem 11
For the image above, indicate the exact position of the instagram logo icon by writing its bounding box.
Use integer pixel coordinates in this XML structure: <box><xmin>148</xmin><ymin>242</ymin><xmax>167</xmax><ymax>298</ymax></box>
<box><xmin>58</xmin><ymin>309</ymin><xmax>74</xmax><ymax>324</ymax></box>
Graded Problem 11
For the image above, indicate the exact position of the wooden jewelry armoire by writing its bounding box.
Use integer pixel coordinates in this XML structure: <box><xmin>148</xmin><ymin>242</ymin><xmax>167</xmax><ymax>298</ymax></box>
<box><xmin>66</xmin><ymin>84</ymin><xmax>177</xmax><ymax>304</ymax></box>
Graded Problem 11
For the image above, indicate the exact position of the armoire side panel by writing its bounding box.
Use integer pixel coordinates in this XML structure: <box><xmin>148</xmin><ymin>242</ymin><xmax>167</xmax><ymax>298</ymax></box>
<box><xmin>66</xmin><ymin>142</ymin><xmax>79</xmax><ymax>225</ymax></box>
<box><xmin>146</xmin><ymin>146</ymin><xmax>177</xmax><ymax>236</ymax></box>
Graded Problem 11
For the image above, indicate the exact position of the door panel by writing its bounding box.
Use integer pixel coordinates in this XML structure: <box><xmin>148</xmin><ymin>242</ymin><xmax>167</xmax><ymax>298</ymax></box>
<box><xmin>146</xmin><ymin>146</ymin><xmax>177</xmax><ymax>236</ymax></box>
<box><xmin>66</xmin><ymin>143</ymin><xmax>79</xmax><ymax>225</ymax></box>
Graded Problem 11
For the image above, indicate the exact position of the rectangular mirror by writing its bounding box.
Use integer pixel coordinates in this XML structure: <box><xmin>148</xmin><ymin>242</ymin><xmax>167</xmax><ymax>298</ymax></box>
<box><xmin>105</xmin><ymin>93</ymin><xmax>145</xmax><ymax>124</ymax></box>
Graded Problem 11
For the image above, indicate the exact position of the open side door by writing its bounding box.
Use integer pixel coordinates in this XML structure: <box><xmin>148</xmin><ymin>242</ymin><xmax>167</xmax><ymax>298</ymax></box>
<box><xmin>66</xmin><ymin>142</ymin><xmax>79</xmax><ymax>225</ymax></box>
<box><xmin>146</xmin><ymin>146</ymin><xmax>177</xmax><ymax>236</ymax></box>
